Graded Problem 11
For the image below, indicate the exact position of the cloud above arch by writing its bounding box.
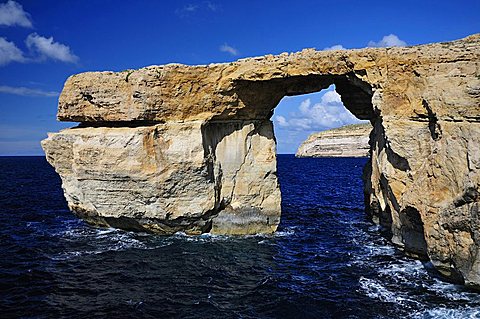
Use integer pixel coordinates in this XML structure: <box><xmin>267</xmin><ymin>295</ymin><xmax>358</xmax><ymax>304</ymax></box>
<box><xmin>26</xmin><ymin>33</ymin><xmax>79</xmax><ymax>63</ymax></box>
<box><xmin>368</xmin><ymin>34</ymin><xmax>407</xmax><ymax>47</ymax></box>
<box><xmin>275</xmin><ymin>87</ymin><xmax>366</xmax><ymax>132</ymax></box>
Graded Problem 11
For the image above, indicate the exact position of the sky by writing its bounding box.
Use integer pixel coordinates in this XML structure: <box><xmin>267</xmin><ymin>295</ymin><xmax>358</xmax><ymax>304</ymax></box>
<box><xmin>0</xmin><ymin>0</ymin><xmax>478</xmax><ymax>155</ymax></box>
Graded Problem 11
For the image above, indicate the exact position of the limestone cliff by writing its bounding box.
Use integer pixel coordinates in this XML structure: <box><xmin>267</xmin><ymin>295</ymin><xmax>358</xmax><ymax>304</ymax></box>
<box><xmin>42</xmin><ymin>34</ymin><xmax>480</xmax><ymax>288</ymax></box>
<box><xmin>296</xmin><ymin>124</ymin><xmax>371</xmax><ymax>158</ymax></box>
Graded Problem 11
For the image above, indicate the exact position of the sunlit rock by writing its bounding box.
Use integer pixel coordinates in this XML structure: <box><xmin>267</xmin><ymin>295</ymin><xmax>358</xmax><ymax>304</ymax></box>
<box><xmin>296</xmin><ymin>123</ymin><xmax>371</xmax><ymax>158</ymax></box>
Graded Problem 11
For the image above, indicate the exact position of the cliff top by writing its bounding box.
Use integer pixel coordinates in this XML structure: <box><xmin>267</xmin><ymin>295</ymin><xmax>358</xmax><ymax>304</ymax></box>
<box><xmin>303</xmin><ymin>123</ymin><xmax>372</xmax><ymax>141</ymax></box>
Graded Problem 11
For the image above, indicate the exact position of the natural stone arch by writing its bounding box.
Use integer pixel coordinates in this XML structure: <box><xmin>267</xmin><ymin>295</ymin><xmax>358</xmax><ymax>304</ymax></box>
<box><xmin>43</xmin><ymin>34</ymin><xmax>480</xmax><ymax>288</ymax></box>
<box><xmin>200</xmin><ymin>72</ymin><xmax>376</xmax><ymax>234</ymax></box>
<box><xmin>224</xmin><ymin>73</ymin><xmax>375</xmax><ymax>121</ymax></box>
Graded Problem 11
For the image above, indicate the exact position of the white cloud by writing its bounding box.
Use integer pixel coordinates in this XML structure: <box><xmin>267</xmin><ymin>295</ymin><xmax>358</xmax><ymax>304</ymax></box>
<box><xmin>274</xmin><ymin>87</ymin><xmax>365</xmax><ymax>131</ymax></box>
<box><xmin>0</xmin><ymin>37</ymin><xmax>25</xmax><ymax>65</ymax></box>
<box><xmin>0</xmin><ymin>34</ymin><xmax>79</xmax><ymax>66</ymax></box>
<box><xmin>0</xmin><ymin>0</ymin><xmax>32</xmax><ymax>28</ymax></box>
<box><xmin>0</xmin><ymin>4</ymin><xmax>79</xmax><ymax>66</ymax></box>
<box><xmin>184</xmin><ymin>4</ymin><xmax>199</xmax><ymax>12</ymax></box>
<box><xmin>26</xmin><ymin>33</ymin><xmax>78</xmax><ymax>63</ymax></box>
<box><xmin>323</xmin><ymin>44</ymin><xmax>346</xmax><ymax>51</ymax></box>
<box><xmin>176</xmin><ymin>2</ymin><xmax>217</xmax><ymax>16</ymax></box>
<box><xmin>219</xmin><ymin>43</ymin><xmax>239</xmax><ymax>56</ymax></box>
<box><xmin>0</xmin><ymin>85</ymin><xmax>59</xmax><ymax>97</ymax></box>
<box><xmin>368</xmin><ymin>34</ymin><xmax>407</xmax><ymax>48</ymax></box>
<box><xmin>276</xmin><ymin>115</ymin><xmax>289</xmax><ymax>127</ymax></box>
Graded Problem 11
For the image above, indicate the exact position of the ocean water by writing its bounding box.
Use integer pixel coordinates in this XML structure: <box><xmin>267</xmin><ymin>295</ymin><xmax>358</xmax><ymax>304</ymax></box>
<box><xmin>1</xmin><ymin>155</ymin><xmax>479</xmax><ymax>319</ymax></box>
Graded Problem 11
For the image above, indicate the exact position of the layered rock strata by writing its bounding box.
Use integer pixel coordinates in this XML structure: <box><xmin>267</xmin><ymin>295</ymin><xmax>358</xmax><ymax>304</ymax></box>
<box><xmin>296</xmin><ymin>123</ymin><xmax>371</xmax><ymax>158</ymax></box>
<box><xmin>43</xmin><ymin>34</ymin><xmax>480</xmax><ymax>288</ymax></box>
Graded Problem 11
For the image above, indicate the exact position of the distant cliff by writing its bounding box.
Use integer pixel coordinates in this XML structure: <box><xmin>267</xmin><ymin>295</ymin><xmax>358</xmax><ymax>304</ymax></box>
<box><xmin>296</xmin><ymin>124</ymin><xmax>371</xmax><ymax>158</ymax></box>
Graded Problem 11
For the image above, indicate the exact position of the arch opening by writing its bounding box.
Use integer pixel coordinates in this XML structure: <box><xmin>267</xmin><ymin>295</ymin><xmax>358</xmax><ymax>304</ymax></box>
<box><xmin>199</xmin><ymin>73</ymin><xmax>380</xmax><ymax>234</ymax></box>
<box><xmin>228</xmin><ymin>73</ymin><xmax>375</xmax><ymax>122</ymax></box>
<box><xmin>264</xmin><ymin>74</ymin><xmax>429</xmax><ymax>264</ymax></box>
<box><xmin>272</xmin><ymin>84</ymin><xmax>369</xmax><ymax>155</ymax></box>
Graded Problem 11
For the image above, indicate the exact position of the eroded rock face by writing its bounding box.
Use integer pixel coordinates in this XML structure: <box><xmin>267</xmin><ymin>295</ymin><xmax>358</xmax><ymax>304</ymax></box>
<box><xmin>42</xmin><ymin>34</ymin><xmax>480</xmax><ymax>288</ymax></box>
<box><xmin>296</xmin><ymin>124</ymin><xmax>371</xmax><ymax>158</ymax></box>
<box><xmin>43</xmin><ymin>120</ymin><xmax>280</xmax><ymax>235</ymax></box>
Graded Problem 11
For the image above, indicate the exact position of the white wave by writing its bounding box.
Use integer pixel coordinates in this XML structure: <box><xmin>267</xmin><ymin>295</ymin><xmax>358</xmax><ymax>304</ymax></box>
<box><xmin>171</xmin><ymin>231</ymin><xmax>247</xmax><ymax>243</ymax></box>
<box><xmin>51</xmin><ymin>227</ymin><xmax>174</xmax><ymax>260</ymax></box>
<box><xmin>170</xmin><ymin>228</ymin><xmax>296</xmax><ymax>242</ymax></box>
<box><xmin>409</xmin><ymin>307</ymin><xmax>480</xmax><ymax>319</ymax></box>
<box><xmin>425</xmin><ymin>279</ymin><xmax>480</xmax><ymax>302</ymax></box>
<box><xmin>359</xmin><ymin>276</ymin><xmax>401</xmax><ymax>303</ymax></box>
<box><xmin>368</xmin><ymin>224</ymin><xmax>383</xmax><ymax>232</ymax></box>
<box><xmin>376</xmin><ymin>260</ymin><xmax>426</xmax><ymax>284</ymax></box>
<box><xmin>274</xmin><ymin>227</ymin><xmax>296</xmax><ymax>237</ymax></box>
<box><xmin>374</xmin><ymin>258</ymin><xmax>480</xmax><ymax>304</ymax></box>
<box><xmin>51</xmin><ymin>250</ymin><xmax>96</xmax><ymax>260</ymax></box>
<box><xmin>350</xmin><ymin>243</ymin><xmax>397</xmax><ymax>267</ymax></box>
<box><xmin>359</xmin><ymin>276</ymin><xmax>422</xmax><ymax>308</ymax></box>
<box><xmin>258</xmin><ymin>239</ymin><xmax>273</xmax><ymax>245</ymax></box>
<box><xmin>94</xmin><ymin>228</ymin><xmax>118</xmax><ymax>235</ymax></box>
<box><xmin>363</xmin><ymin>243</ymin><xmax>396</xmax><ymax>257</ymax></box>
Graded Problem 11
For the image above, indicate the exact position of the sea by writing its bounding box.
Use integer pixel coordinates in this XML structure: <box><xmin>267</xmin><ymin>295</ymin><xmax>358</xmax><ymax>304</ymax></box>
<box><xmin>1</xmin><ymin>155</ymin><xmax>480</xmax><ymax>318</ymax></box>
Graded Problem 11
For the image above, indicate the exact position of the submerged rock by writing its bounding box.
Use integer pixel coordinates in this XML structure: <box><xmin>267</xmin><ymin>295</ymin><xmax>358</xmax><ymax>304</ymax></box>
<box><xmin>43</xmin><ymin>34</ymin><xmax>480</xmax><ymax>288</ymax></box>
<box><xmin>296</xmin><ymin>124</ymin><xmax>371</xmax><ymax>158</ymax></box>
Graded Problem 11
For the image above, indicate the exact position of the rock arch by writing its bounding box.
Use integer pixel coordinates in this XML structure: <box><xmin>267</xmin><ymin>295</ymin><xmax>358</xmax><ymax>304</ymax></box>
<box><xmin>43</xmin><ymin>34</ymin><xmax>480</xmax><ymax>288</ymax></box>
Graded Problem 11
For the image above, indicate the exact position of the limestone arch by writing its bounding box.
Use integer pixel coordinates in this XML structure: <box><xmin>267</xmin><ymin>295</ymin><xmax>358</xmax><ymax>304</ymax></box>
<box><xmin>42</xmin><ymin>35</ymin><xmax>480</xmax><ymax>287</ymax></box>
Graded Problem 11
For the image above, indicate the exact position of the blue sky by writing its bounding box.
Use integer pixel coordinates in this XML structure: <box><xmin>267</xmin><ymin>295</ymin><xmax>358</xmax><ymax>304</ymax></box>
<box><xmin>0</xmin><ymin>0</ymin><xmax>478</xmax><ymax>155</ymax></box>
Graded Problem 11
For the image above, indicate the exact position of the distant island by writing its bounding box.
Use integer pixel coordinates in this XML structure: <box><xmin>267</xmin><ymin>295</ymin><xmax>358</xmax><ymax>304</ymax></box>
<box><xmin>295</xmin><ymin>123</ymin><xmax>371</xmax><ymax>158</ymax></box>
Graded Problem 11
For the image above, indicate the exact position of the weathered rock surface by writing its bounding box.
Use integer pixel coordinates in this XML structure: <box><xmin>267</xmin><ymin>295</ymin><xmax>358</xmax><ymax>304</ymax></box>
<box><xmin>43</xmin><ymin>120</ymin><xmax>280</xmax><ymax>235</ymax></box>
<box><xmin>296</xmin><ymin>123</ymin><xmax>371</xmax><ymax>158</ymax></box>
<box><xmin>43</xmin><ymin>34</ymin><xmax>480</xmax><ymax>288</ymax></box>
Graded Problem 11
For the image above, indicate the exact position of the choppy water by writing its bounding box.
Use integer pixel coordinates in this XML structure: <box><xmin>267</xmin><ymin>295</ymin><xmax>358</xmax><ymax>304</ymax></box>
<box><xmin>1</xmin><ymin>155</ymin><xmax>479</xmax><ymax>318</ymax></box>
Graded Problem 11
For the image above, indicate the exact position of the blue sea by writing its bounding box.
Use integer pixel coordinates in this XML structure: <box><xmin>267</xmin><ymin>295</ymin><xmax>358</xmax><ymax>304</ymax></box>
<box><xmin>1</xmin><ymin>155</ymin><xmax>479</xmax><ymax>318</ymax></box>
